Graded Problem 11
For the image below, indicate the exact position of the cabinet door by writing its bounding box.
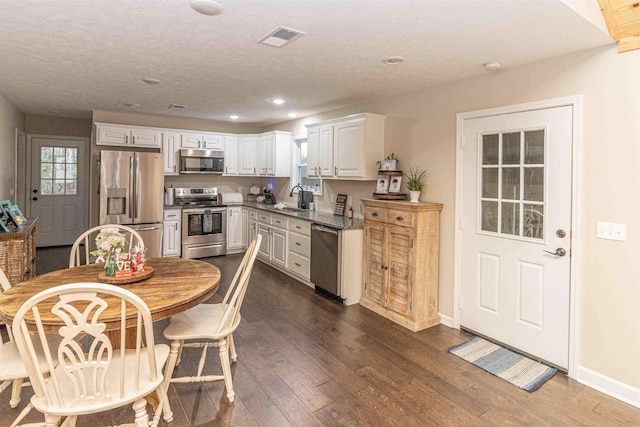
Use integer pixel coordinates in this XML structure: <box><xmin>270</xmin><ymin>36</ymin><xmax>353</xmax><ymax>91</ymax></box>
<box><xmin>271</xmin><ymin>227</ymin><xmax>287</xmax><ymax>268</ymax></box>
<box><xmin>227</xmin><ymin>207</ymin><xmax>243</xmax><ymax>250</ymax></box>
<box><xmin>238</xmin><ymin>136</ymin><xmax>258</xmax><ymax>175</ymax></box>
<box><xmin>363</xmin><ymin>222</ymin><xmax>386</xmax><ymax>305</ymax></box>
<box><xmin>180</xmin><ymin>132</ymin><xmax>201</xmax><ymax>149</ymax></box>
<box><xmin>257</xmin><ymin>133</ymin><xmax>275</xmax><ymax>175</ymax></box>
<box><xmin>202</xmin><ymin>133</ymin><xmax>224</xmax><ymax>150</ymax></box>
<box><xmin>131</xmin><ymin>128</ymin><xmax>161</xmax><ymax>148</ymax></box>
<box><xmin>162</xmin><ymin>220</ymin><xmax>180</xmax><ymax>257</ymax></box>
<box><xmin>385</xmin><ymin>224</ymin><xmax>414</xmax><ymax>315</ymax></box>
<box><xmin>318</xmin><ymin>124</ymin><xmax>334</xmax><ymax>177</ymax></box>
<box><xmin>97</xmin><ymin>125</ymin><xmax>129</xmax><ymax>146</ymax></box>
<box><xmin>224</xmin><ymin>136</ymin><xmax>239</xmax><ymax>175</ymax></box>
<box><xmin>242</xmin><ymin>208</ymin><xmax>249</xmax><ymax>249</ymax></box>
<box><xmin>162</xmin><ymin>132</ymin><xmax>179</xmax><ymax>175</ymax></box>
<box><xmin>334</xmin><ymin>119</ymin><xmax>364</xmax><ymax>177</ymax></box>
<box><xmin>307</xmin><ymin>127</ymin><xmax>320</xmax><ymax>177</ymax></box>
<box><xmin>257</xmin><ymin>223</ymin><xmax>271</xmax><ymax>259</ymax></box>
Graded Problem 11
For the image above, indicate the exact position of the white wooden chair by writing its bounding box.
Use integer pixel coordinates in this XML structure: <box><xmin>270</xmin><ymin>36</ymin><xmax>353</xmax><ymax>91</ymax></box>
<box><xmin>162</xmin><ymin>234</ymin><xmax>262</xmax><ymax>403</ymax></box>
<box><xmin>12</xmin><ymin>282</ymin><xmax>170</xmax><ymax>427</ymax></box>
<box><xmin>1</xmin><ymin>268</ymin><xmax>59</xmax><ymax>427</ymax></box>
<box><xmin>69</xmin><ymin>225</ymin><xmax>145</xmax><ymax>267</ymax></box>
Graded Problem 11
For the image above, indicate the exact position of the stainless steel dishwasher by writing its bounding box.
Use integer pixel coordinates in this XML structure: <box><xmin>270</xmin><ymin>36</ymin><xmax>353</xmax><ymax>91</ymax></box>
<box><xmin>311</xmin><ymin>224</ymin><xmax>342</xmax><ymax>299</ymax></box>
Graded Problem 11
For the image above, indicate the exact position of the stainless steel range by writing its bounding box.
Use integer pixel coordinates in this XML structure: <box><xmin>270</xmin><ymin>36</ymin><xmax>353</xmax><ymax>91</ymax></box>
<box><xmin>175</xmin><ymin>187</ymin><xmax>227</xmax><ymax>259</ymax></box>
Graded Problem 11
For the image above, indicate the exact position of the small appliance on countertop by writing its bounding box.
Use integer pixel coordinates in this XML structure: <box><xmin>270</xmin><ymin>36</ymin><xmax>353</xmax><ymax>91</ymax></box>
<box><xmin>219</xmin><ymin>192</ymin><xmax>243</xmax><ymax>205</ymax></box>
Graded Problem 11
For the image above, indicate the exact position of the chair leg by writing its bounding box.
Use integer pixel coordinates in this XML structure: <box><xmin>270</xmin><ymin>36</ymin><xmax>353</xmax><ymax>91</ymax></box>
<box><xmin>175</xmin><ymin>339</ymin><xmax>184</xmax><ymax>366</ymax></box>
<box><xmin>218</xmin><ymin>337</ymin><xmax>235</xmax><ymax>403</ymax></box>
<box><xmin>9</xmin><ymin>402</ymin><xmax>34</xmax><ymax>427</ymax></box>
<box><xmin>155</xmin><ymin>382</ymin><xmax>173</xmax><ymax>424</ymax></box>
<box><xmin>132</xmin><ymin>397</ymin><xmax>150</xmax><ymax>427</ymax></box>
<box><xmin>44</xmin><ymin>413</ymin><xmax>62</xmax><ymax>427</ymax></box>
<box><xmin>9</xmin><ymin>378</ymin><xmax>23</xmax><ymax>408</ymax></box>
<box><xmin>161</xmin><ymin>341</ymin><xmax>181</xmax><ymax>422</ymax></box>
<box><xmin>229</xmin><ymin>333</ymin><xmax>238</xmax><ymax>362</ymax></box>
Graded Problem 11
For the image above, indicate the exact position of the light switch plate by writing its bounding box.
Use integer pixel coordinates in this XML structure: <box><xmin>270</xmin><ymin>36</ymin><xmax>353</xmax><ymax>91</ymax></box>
<box><xmin>596</xmin><ymin>221</ymin><xmax>627</xmax><ymax>241</ymax></box>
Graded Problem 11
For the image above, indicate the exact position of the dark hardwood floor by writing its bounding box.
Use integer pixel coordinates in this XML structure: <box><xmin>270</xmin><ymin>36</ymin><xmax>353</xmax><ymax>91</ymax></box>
<box><xmin>2</xmin><ymin>252</ymin><xmax>639</xmax><ymax>426</ymax></box>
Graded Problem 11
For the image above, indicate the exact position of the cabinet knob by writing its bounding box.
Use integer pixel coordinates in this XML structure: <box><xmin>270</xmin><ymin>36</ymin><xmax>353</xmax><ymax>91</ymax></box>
<box><xmin>396</xmin><ymin>216</ymin><xmax>404</xmax><ymax>221</ymax></box>
<box><xmin>335</xmin><ymin>166</ymin><xmax>338</xmax><ymax>175</ymax></box>
<box><xmin>372</xmin><ymin>212</ymin><xmax>379</xmax><ymax>217</ymax></box>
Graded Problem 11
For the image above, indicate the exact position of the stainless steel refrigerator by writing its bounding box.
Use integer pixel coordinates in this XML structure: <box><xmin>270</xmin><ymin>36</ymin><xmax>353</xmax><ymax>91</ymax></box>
<box><xmin>99</xmin><ymin>150</ymin><xmax>164</xmax><ymax>257</ymax></box>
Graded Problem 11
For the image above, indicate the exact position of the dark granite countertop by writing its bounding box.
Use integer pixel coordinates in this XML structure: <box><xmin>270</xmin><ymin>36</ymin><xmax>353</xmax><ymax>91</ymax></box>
<box><xmin>243</xmin><ymin>202</ymin><xmax>363</xmax><ymax>230</ymax></box>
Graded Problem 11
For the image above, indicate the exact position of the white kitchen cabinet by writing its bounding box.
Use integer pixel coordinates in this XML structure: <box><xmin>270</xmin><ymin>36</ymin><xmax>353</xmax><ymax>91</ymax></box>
<box><xmin>180</xmin><ymin>132</ymin><xmax>224</xmax><ymax>150</ymax></box>
<box><xmin>226</xmin><ymin>206</ymin><xmax>243</xmax><ymax>252</ymax></box>
<box><xmin>162</xmin><ymin>131</ymin><xmax>179</xmax><ymax>175</ymax></box>
<box><xmin>162</xmin><ymin>208</ymin><xmax>181</xmax><ymax>257</ymax></box>
<box><xmin>96</xmin><ymin>123</ymin><xmax>162</xmax><ymax>148</ymax></box>
<box><xmin>242</xmin><ymin>208</ymin><xmax>249</xmax><ymax>249</ymax></box>
<box><xmin>305</xmin><ymin>113</ymin><xmax>384</xmax><ymax>180</ymax></box>
<box><xmin>307</xmin><ymin>125</ymin><xmax>334</xmax><ymax>177</ymax></box>
<box><xmin>254</xmin><ymin>210</ymin><xmax>287</xmax><ymax>269</ymax></box>
<box><xmin>257</xmin><ymin>133</ymin><xmax>274</xmax><ymax>175</ymax></box>
<box><xmin>288</xmin><ymin>217</ymin><xmax>311</xmax><ymax>280</ymax></box>
<box><xmin>223</xmin><ymin>135</ymin><xmax>239</xmax><ymax>175</ymax></box>
<box><xmin>238</xmin><ymin>136</ymin><xmax>258</xmax><ymax>175</ymax></box>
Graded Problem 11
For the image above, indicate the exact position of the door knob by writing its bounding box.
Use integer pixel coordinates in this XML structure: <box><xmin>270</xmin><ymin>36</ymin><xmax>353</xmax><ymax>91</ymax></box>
<box><xmin>543</xmin><ymin>248</ymin><xmax>566</xmax><ymax>257</ymax></box>
<box><xmin>32</xmin><ymin>197</ymin><xmax>38</xmax><ymax>201</ymax></box>
<box><xmin>556</xmin><ymin>229</ymin><xmax>566</xmax><ymax>238</ymax></box>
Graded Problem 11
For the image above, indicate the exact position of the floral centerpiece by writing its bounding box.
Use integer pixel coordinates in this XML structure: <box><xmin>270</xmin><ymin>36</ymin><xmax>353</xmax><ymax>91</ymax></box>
<box><xmin>90</xmin><ymin>228</ymin><xmax>127</xmax><ymax>276</ymax></box>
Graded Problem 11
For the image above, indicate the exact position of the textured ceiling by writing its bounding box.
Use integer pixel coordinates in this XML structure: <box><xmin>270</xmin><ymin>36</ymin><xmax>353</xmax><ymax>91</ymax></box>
<box><xmin>0</xmin><ymin>0</ymin><xmax>613</xmax><ymax>126</ymax></box>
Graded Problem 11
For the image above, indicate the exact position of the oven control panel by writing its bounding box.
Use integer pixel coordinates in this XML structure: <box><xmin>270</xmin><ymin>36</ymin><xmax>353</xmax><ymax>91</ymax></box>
<box><xmin>175</xmin><ymin>187</ymin><xmax>218</xmax><ymax>197</ymax></box>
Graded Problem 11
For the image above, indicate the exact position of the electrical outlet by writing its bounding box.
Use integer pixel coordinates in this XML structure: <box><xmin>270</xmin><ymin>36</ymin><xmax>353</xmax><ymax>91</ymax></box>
<box><xmin>596</xmin><ymin>221</ymin><xmax>627</xmax><ymax>241</ymax></box>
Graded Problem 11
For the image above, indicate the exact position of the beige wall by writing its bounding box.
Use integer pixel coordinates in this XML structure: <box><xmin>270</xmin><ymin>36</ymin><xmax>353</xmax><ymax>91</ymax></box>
<box><xmin>25</xmin><ymin>115</ymin><xmax>92</xmax><ymax>137</ymax></box>
<box><xmin>265</xmin><ymin>45</ymin><xmax>640</xmax><ymax>389</ymax></box>
<box><xmin>0</xmin><ymin>94</ymin><xmax>25</xmax><ymax>201</ymax></box>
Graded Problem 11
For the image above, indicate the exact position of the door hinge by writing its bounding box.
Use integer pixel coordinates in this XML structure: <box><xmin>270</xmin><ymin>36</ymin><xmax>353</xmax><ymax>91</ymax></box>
<box><xmin>364</xmin><ymin>281</ymin><xmax>367</xmax><ymax>289</ymax></box>
<box><xmin>409</xmin><ymin>301</ymin><xmax>412</xmax><ymax>311</ymax></box>
<box><xmin>459</xmin><ymin>217</ymin><xmax>464</xmax><ymax>229</ymax></box>
<box><xmin>410</xmin><ymin>239</ymin><xmax>413</xmax><ymax>249</ymax></box>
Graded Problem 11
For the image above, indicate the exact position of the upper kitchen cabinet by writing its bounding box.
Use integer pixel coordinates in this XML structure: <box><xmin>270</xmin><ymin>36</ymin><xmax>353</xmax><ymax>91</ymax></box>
<box><xmin>162</xmin><ymin>131</ymin><xmax>179</xmax><ymax>175</ymax></box>
<box><xmin>179</xmin><ymin>132</ymin><xmax>224</xmax><ymax>150</ymax></box>
<box><xmin>307</xmin><ymin>125</ymin><xmax>334</xmax><ymax>178</ymax></box>
<box><xmin>223</xmin><ymin>135</ymin><xmax>239</xmax><ymax>175</ymax></box>
<box><xmin>305</xmin><ymin>113</ymin><xmax>384</xmax><ymax>180</ymax></box>
<box><xmin>237</xmin><ymin>132</ymin><xmax>292</xmax><ymax>176</ymax></box>
<box><xmin>257</xmin><ymin>131</ymin><xmax>292</xmax><ymax>177</ymax></box>
<box><xmin>238</xmin><ymin>135</ymin><xmax>258</xmax><ymax>175</ymax></box>
<box><xmin>95</xmin><ymin>123</ymin><xmax>162</xmax><ymax>148</ymax></box>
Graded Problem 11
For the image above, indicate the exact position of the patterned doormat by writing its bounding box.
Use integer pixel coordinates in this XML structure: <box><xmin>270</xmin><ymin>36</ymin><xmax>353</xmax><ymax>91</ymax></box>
<box><xmin>448</xmin><ymin>336</ymin><xmax>557</xmax><ymax>392</ymax></box>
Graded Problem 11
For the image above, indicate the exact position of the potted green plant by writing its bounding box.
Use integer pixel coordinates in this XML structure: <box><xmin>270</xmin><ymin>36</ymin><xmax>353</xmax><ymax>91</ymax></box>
<box><xmin>405</xmin><ymin>166</ymin><xmax>427</xmax><ymax>202</ymax></box>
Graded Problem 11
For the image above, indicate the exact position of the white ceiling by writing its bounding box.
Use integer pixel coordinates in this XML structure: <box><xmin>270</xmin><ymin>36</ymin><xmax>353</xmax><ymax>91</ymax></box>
<box><xmin>0</xmin><ymin>0</ymin><xmax>613</xmax><ymax>126</ymax></box>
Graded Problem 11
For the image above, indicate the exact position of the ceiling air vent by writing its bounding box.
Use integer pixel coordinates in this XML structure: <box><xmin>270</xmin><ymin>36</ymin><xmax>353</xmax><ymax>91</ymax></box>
<box><xmin>258</xmin><ymin>26</ymin><xmax>305</xmax><ymax>48</ymax></box>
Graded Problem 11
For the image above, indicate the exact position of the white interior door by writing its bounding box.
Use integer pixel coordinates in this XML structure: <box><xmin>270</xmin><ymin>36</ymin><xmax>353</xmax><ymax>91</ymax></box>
<box><xmin>29</xmin><ymin>136</ymin><xmax>87</xmax><ymax>247</ymax></box>
<box><xmin>460</xmin><ymin>106</ymin><xmax>572</xmax><ymax>369</ymax></box>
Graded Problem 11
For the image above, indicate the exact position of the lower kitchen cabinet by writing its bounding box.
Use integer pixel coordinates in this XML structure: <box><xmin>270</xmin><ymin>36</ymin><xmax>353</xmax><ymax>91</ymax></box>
<box><xmin>288</xmin><ymin>217</ymin><xmax>311</xmax><ymax>280</ymax></box>
<box><xmin>226</xmin><ymin>206</ymin><xmax>243</xmax><ymax>252</ymax></box>
<box><xmin>162</xmin><ymin>209</ymin><xmax>181</xmax><ymax>257</ymax></box>
<box><xmin>257</xmin><ymin>222</ymin><xmax>287</xmax><ymax>269</ymax></box>
<box><xmin>360</xmin><ymin>199</ymin><xmax>443</xmax><ymax>332</ymax></box>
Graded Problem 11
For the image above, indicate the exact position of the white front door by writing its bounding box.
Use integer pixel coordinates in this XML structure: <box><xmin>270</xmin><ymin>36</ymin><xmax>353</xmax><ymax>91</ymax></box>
<box><xmin>460</xmin><ymin>105</ymin><xmax>572</xmax><ymax>369</ymax></box>
<box><xmin>29</xmin><ymin>136</ymin><xmax>88</xmax><ymax>247</ymax></box>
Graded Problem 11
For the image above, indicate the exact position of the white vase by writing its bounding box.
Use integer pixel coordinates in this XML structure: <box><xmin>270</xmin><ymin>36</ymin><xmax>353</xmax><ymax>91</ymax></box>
<box><xmin>409</xmin><ymin>190</ymin><xmax>421</xmax><ymax>203</ymax></box>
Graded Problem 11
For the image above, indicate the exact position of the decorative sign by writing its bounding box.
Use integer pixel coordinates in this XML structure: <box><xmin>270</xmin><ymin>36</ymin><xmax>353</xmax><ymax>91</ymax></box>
<box><xmin>334</xmin><ymin>194</ymin><xmax>347</xmax><ymax>216</ymax></box>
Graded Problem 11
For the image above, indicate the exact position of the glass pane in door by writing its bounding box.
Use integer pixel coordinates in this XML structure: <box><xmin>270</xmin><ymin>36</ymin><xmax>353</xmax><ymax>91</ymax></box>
<box><xmin>40</xmin><ymin>146</ymin><xmax>78</xmax><ymax>196</ymax></box>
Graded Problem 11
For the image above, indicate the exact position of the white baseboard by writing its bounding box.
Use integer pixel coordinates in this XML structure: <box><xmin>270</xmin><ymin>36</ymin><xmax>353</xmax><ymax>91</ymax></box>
<box><xmin>438</xmin><ymin>312</ymin><xmax>454</xmax><ymax>328</ymax></box>
<box><xmin>577</xmin><ymin>365</ymin><xmax>640</xmax><ymax>409</ymax></box>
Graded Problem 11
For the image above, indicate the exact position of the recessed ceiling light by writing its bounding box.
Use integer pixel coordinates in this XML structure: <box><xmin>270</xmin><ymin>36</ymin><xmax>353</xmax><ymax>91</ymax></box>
<box><xmin>271</xmin><ymin>98</ymin><xmax>285</xmax><ymax>105</ymax></box>
<box><xmin>49</xmin><ymin>110</ymin><xmax>63</xmax><ymax>114</ymax></box>
<box><xmin>483</xmin><ymin>61</ymin><xmax>502</xmax><ymax>72</ymax></box>
<box><xmin>287</xmin><ymin>113</ymin><xmax>298</xmax><ymax>118</ymax></box>
<box><xmin>383</xmin><ymin>56</ymin><xmax>405</xmax><ymax>65</ymax></box>
<box><xmin>142</xmin><ymin>78</ymin><xmax>162</xmax><ymax>85</ymax></box>
<box><xmin>229</xmin><ymin>115</ymin><xmax>239</xmax><ymax>120</ymax></box>
<box><xmin>190</xmin><ymin>0</ymin><xmax>223</xmax><ymax>16</ymax></box>
<box><xmin>124</xmin><ymin>103</ymin><xmax>140</xmax><ymax>108</ymax></box>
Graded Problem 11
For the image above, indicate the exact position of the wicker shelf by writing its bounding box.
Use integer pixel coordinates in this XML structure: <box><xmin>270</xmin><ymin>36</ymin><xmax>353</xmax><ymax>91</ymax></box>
<box><xmin>0</xmin><ymin>218</ymin><xmax>37</xmax><ymax>285</ymax></box>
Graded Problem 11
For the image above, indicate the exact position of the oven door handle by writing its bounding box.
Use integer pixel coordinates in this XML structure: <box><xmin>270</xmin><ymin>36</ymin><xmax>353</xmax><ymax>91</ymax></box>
<box><xmin>182</xmin><ymin>208</ymin><xmax>227</xmax><ymax>214</ymax></box>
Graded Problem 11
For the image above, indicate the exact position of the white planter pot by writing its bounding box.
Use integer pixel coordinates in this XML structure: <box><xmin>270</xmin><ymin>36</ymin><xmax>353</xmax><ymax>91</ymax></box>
<box><xmin>409</xmin><ymin>190</ymin><xmax>421</xmax><ymax>203</ymax></box>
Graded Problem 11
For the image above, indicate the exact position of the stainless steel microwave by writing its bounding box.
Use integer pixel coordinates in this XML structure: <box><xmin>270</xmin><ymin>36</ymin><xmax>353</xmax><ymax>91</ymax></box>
<box><xmin>180</xmin><ymin>149</ymin><xmax>224</xmax><ymax>174</ymax></box>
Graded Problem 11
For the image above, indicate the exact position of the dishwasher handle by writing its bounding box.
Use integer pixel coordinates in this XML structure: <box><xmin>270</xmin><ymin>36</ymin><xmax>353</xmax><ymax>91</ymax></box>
<box><xmin>312</xmin><ymin>224</ymin><xmax>339</xmax><ymax>235</ymax></box>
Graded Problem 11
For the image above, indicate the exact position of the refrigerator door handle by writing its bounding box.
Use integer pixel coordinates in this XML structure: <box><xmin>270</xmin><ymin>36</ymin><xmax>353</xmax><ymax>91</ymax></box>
<box><xmin>129</xmin><ymin>156</ymin><xmax>135</xmax><ymax>220</ymax></box>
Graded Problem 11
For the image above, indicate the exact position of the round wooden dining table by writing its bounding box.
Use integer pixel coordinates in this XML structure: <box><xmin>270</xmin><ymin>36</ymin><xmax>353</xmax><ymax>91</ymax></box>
<box><xmin>0</xmin><ymin>257</ymin><xmax>220</xmax><ymax>345</ymax></box>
